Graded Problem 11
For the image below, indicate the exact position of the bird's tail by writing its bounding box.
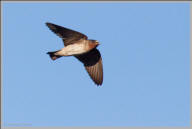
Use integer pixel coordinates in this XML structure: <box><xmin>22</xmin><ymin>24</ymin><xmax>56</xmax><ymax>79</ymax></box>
<box><xmin>47</xmin><ymin>51</ymin><xmax>62</xmax><ymax>60</ymax></box>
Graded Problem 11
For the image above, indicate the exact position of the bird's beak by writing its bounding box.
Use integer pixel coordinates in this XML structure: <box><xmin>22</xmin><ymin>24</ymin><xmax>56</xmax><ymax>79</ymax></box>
<box><xmin>96</xmin><ymin>41</ymin><xmax>100</xmax><ymax>45</ymax></box>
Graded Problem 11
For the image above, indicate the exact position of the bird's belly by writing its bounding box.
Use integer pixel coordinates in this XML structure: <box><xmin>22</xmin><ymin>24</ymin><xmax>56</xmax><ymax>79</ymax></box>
<box><xmin>58</xmin><ymin>44</ymin><xmax>89</xmax><ymax>56</ymax></box>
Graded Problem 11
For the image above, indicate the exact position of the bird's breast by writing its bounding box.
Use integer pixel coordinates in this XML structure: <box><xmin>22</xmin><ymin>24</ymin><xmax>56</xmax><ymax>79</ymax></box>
<box><xmin>57</xmin><ymin>43</ymin><xmax>92</xmax><ymax>56</ymax></box>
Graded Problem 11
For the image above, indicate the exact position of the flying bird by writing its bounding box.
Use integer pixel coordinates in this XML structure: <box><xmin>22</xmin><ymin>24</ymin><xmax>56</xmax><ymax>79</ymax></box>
<box><xmin>46</xmin><ymin>22</ymin><xmax>103</xmax><ymax>86</ymax></box>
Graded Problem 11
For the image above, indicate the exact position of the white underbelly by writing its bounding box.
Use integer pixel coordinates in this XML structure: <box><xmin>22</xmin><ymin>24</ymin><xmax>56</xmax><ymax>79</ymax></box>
<box><xmin>56</xmin><ymin>44</ymin><xmax>88</xmax><ymax>56</ymax></box>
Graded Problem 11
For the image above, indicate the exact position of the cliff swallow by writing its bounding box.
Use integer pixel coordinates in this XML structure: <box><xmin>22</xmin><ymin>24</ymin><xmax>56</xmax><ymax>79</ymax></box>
<box><xmin>46</xmin><ymin>22</ymin><xmax>103</xmax><ymax>86</ymax></box>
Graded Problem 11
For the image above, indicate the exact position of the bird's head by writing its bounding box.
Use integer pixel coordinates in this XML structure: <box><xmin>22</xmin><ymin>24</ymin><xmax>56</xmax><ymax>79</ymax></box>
<box><xmin>90</xmin><ymin>40</ymin><xmax>100</xmax><ymax>46</ymax></box>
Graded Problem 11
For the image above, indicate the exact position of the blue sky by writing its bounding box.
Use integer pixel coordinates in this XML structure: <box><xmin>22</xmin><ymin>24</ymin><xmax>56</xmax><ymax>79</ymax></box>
<box><xmin>2</xmin><ymin>2</ymin><xmax>190</xmax><ymax>127</ymax></box>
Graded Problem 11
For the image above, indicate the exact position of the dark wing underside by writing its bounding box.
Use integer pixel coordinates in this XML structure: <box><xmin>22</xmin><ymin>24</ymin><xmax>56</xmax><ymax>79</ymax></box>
<box><xmin>75</xmin><ymin>48</ymin><xmax>103</xmax><ymax>85</ymax></box>
<box><xmin>46</xmin><ymin>22</ymin><xmax>88</xmax><ymax>46</ymax></box>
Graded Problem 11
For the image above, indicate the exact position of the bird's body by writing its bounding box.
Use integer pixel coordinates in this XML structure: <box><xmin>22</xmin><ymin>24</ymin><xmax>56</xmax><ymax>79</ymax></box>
<box><xmin>46</xmin><ymin>22</ymin><xmax>103</xmax><ymax>86</ymax></box>
<box><xmin>53</xmin><ymin>39</ymin><xmax>99</xmax><ymax>56</ymax></box>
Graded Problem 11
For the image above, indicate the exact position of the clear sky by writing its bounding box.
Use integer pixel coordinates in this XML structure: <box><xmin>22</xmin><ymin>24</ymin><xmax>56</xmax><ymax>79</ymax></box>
<box><xmin>2</xmin><ymin>2</ymin><xmax>190</xmax><ymax>127</ymax></box>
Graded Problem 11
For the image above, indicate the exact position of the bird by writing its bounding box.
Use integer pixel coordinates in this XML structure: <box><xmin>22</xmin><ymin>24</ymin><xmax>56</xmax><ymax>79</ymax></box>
<box><xmin>46</xmin><ymin>22</ymin><xmax>103</xmax><ymax>86</ymax></box>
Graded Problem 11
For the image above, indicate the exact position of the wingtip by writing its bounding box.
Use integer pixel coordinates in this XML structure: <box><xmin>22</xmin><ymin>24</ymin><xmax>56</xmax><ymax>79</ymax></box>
<box><xmin>45</xmin><ymin>22</ymin><xmax>58</xmax><ymax>31</ymax></box>
<box><xmin>46</xmin><ymin>22</ymin><xmax>56</xmax><ymax>28</ymax></box>
<box><xmin>45</xmin><ymin>22</ymin><xmax>51</xmax><ymax>27</ymax></box>
<box><xmin>95</xmin><ymin>81</ymin><xmax>103</xmax><ymax>86</ymax></box>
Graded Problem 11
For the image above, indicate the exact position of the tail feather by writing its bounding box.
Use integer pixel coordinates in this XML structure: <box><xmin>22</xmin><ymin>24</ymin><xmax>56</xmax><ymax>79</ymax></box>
<box><xmin>47</xmin><ymin>51</ymin><xmax>62</xmax><ymax>60</ymax></box>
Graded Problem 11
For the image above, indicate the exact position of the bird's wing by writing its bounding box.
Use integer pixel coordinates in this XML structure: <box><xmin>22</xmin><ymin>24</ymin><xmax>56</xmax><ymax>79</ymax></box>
<box><xmin>75</xmin><ymin>49</ymin><xmax>103</xmax><ymax>85</ymax></box>
<box><xmin>46</xmin><ymin>22</ymin><xmax>88</xmax><ymax>46</ymax></box>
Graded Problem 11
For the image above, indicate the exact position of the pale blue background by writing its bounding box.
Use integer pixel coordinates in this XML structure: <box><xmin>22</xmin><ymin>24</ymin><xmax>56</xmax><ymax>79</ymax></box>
<box><xmin>3</xmin><ymin>2</ymin><xmax>190</xmax><ymax>127</ymax></box>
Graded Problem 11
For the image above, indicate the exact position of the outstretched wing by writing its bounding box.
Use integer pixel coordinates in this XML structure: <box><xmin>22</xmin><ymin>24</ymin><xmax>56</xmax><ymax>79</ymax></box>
<box><xmin>46</xmin><ymin>22</ymin><xmax>88</xmax><ymax>46</ymax></box>
<box><xmin>75</xmin><ymin>49</ymin><xmax>103</xmax><ymax>85</ymax></box>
